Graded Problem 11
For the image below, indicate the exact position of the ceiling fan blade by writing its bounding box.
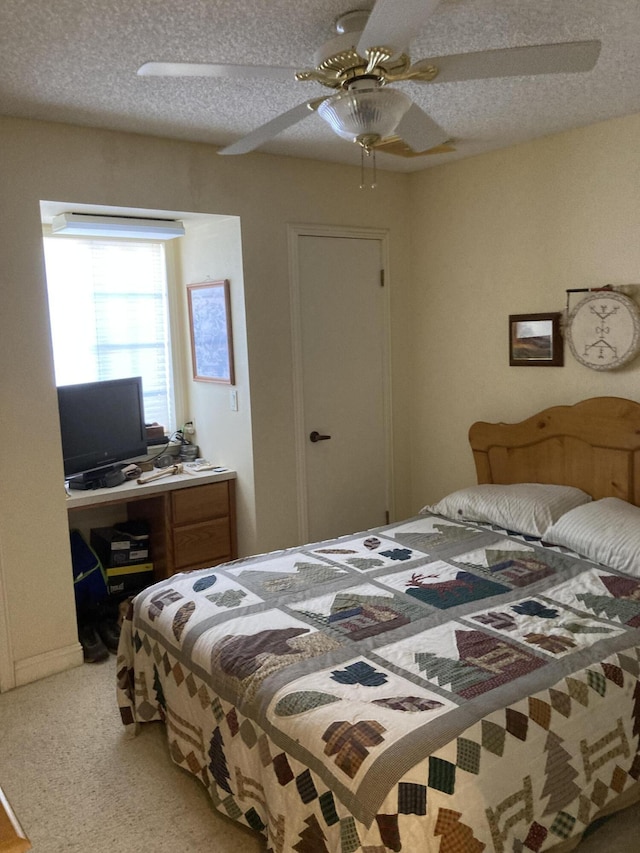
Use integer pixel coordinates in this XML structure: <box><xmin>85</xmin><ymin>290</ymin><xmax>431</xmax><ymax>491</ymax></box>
<box><xmin>357</xmin><ymin>0</ymin><xmax>441</xmax><ymax>55</ymax></box>
<box><xmin>413</xmin><ymin>40</ymin><xmax>601</xmax><ymax>84</ymax></box>
<box><xmin>218</xmin><ymin>99</ymin><xmax>325</xmax><ymax>155</ymax></box>
<box><xmin>395</xmin><ymin>103</ymin><xmax>450</xmax><ymax>153</ymax></box>
<box><xmin>137</xmin><ymin>61</ymin><xmax>296</xmax><ymax>81</ymax></box>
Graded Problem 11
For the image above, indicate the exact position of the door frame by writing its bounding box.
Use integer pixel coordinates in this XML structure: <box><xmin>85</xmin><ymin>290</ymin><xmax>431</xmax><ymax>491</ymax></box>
<box><xmin>287</xmin><ymin>223</ymin><xmax>394</xmax><ymax>544</ymax></box>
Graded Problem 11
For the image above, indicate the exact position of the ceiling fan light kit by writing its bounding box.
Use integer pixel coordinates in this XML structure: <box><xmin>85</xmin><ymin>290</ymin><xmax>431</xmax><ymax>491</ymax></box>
<box><xmin>316</xmin><ymin>81</ymin><xmax>411</xmax><ymax>148</ymax></box>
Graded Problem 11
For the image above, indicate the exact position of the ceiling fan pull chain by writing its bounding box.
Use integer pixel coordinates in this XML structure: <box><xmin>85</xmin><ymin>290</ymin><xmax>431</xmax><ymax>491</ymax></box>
<box><xmin>359</xmin><ymin>145</ymin><xmax>377</xmax><ymax>190</ymax></box>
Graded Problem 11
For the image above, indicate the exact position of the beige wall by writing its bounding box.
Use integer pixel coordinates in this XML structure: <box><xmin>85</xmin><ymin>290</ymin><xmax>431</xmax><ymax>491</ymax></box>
<box><xmin>4</xmin><ymin>110</ymin><xmax>640</xmax><ymax>692</ymax></box>
<box><xmin>0</xmin><ymin>117</ymin><xmax>410</xmax><ymax>690</ymax></box>
<box><xmin>407</xmin><ymin>112</ymin><xmax>640</xmax><ymax>512</ymax></box>
<box><xmin>178</xmin><ymin>216</ymin><xmax>258</xmax><ymax>555</ymax></box>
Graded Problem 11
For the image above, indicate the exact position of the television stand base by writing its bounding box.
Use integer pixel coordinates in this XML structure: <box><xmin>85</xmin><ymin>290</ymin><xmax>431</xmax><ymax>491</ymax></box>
<box><xmin>67</xmin><ymin>466</ymin><xmax>126</xmax><ymax>490</ymax></box>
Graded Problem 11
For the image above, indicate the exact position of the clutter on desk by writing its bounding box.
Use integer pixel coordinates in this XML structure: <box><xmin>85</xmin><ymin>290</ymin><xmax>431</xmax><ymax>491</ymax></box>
<box><xmin>121</xmin><ymin>463</ymin><xmax>142</xmax><ymax>480</ymax></box>
<box><xmin>184</xmin><ymin>459</ymin><xmax>216</xmax><ymax>472</ymax></box>
<box><xmin>145</xmin><ymin>422</ymin><xmax>165</xmax><ymax>443</ymax></box>
<box><xmin>137</xmin><ymin>463</ymin><xmax>183</xmax><ymax>484</ymax></box>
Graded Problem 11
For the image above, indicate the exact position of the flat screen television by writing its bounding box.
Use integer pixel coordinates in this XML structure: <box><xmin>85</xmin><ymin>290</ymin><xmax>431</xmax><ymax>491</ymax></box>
<box><xmin>57</xmin><ymin>376</ymin><xmax>147</xmax><ymax>487</ymax></box>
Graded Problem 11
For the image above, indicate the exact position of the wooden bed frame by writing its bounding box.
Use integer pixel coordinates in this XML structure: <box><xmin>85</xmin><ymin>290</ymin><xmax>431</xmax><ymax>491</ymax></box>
<box><xmin>469</xmin><ymin>397</ymin><xmax>640</xmax><ymax>506</ymax></box>
<box><xmin>470</xmin><ymin>396</ymin><xmax>640</xmax><ymax>851</ymax></box>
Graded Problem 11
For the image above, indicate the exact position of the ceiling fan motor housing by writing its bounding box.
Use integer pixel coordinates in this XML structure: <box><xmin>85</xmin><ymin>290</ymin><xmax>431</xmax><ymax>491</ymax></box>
<box><xmin>311</xmin><ymin>24</ymin><xmax>410</xmax><ymax>88</ymax></box>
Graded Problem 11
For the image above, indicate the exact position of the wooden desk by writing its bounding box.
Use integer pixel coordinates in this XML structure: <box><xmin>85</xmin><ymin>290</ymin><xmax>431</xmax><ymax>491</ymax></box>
<box><xmin>66</xmin><ymin>469</ymin><xmax>237</xmax><ymax>579</ymax></box>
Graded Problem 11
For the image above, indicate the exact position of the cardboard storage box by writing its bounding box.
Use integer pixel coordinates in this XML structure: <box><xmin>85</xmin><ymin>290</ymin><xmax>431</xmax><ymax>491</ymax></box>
<box><xmin>106</xmin><ymin>562</ymin><xmax>154</xmax><ymax>596</ymax></box>
<box><xmin>90</xmin><ymin>521</ymin><xmax>150</xmax><ymax>567</ymax></box>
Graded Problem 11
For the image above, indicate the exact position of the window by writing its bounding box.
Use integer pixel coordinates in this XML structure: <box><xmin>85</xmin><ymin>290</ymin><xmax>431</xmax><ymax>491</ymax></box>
<box><xmin>43</xmin><ymin>235</ymin><xmax>176</xmax><ymax>431</ymax></box>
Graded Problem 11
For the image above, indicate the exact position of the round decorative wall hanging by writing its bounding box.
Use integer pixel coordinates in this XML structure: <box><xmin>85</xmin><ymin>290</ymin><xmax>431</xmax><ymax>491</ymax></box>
<box><xmin>567</xmin><ymin>291</ymin><xmax>640</xmax><ymax>370</ymax></box>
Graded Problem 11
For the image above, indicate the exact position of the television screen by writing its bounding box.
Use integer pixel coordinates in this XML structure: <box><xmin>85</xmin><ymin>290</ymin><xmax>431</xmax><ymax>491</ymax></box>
<box><xmin>57</xmin><ymin>377</ymin><xmax>147</xmax><ymax>478</ymax></box>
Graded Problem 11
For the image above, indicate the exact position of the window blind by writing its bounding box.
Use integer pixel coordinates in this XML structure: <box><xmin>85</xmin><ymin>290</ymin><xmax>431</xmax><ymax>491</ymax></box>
<box><xmin>44</xmin><ymin>236</ymin><xmax>175</xmax><ymax>431</ymax></box>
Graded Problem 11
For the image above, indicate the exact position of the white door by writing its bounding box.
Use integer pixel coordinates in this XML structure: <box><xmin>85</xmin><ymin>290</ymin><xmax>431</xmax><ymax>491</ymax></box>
<box><xmin>293</xmin><ymin>231</ymin><xmax>390</xmax><ymax>543</ymax></box>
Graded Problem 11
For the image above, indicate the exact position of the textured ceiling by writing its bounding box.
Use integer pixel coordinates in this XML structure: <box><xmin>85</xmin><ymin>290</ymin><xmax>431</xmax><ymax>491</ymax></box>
<box><xmin>2</xmin><ymin>0</ymin><xmax>640</xmax><ymax>173</ymax></box>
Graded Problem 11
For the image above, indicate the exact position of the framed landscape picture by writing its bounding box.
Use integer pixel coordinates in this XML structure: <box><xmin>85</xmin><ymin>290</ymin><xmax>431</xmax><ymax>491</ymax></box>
<box><xmin>187</xmin><ymin>280</ymin><xmax>235</xmax><ymax>383</ymax></box>
<box><xmin>509</xmin><ymin>312</ymin><xmax>563</xmax><ymax>367</ymax></box>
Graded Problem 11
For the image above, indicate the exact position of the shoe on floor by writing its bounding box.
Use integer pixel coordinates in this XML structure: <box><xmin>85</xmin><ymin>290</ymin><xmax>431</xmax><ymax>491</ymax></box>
<box><xmin>79</xmin><ymin>624</ymin><xmax>109</xmax><ymax>663</ymax></box>
<box><xmin>96</xmin><ymin>618</ymin><xmax>120</xmax><ymax>654</ymax></box>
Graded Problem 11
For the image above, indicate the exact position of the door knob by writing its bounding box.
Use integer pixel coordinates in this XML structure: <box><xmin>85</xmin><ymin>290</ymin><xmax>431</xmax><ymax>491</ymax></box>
<box><xmin>309</xmin><ymin>431</ymin><xmax>331</xmax><ymax>442</ymax></box>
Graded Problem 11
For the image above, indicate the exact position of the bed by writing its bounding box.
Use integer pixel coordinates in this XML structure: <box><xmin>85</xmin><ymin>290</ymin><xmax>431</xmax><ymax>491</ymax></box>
<box><xmin>117</xmin><ymin>396</ymin><xmax>640</xmax><ymax>852</ymax></box>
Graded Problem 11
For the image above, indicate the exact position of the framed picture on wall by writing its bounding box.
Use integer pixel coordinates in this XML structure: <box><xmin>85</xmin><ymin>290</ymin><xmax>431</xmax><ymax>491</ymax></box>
<box><xmin>187</xmin><ymin>280</ymin><xmax>235</xmax><ymax>384</ymax></box>
<box><xmin>509</xmin><ymin>312</ymin><xmax>563</xmax><ymax>366</ymax></box>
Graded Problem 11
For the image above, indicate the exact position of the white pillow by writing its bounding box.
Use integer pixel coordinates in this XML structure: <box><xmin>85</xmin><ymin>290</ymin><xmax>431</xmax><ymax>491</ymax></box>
<box><xmin>544</xmin><ymin>497</ymin><xmax>640</xmax><ymax>575</ymax></box>
<box><xmin>422</xmin><ymin>483</ymin><xmax>592</xmax><ymax>538</ymax></box>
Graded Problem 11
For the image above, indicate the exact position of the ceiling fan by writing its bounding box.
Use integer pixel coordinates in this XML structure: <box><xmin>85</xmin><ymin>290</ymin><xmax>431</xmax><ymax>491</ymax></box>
<box><xmin>137</xmin><ymin>0</ymin><xmax>601</xmax><ymax>160</ymax></box>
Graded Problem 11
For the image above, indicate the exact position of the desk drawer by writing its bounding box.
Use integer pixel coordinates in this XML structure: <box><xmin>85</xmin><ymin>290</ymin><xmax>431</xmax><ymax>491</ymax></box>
<box><xmin>171</xmin><ymin>481</ymin><xmax>230</xmax><ymax>525</ymax></box>
<box><xmin>173</xmin><ymin>518</ymin><xmax>231</xmax><ymax>570</ymax></box>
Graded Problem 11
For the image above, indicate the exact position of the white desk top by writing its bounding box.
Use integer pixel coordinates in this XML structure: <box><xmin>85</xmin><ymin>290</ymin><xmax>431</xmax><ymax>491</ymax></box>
<box><xmin>65</xmin><ymin>467</ymin><xmax>236</xmax><ymax>511</ymax></box>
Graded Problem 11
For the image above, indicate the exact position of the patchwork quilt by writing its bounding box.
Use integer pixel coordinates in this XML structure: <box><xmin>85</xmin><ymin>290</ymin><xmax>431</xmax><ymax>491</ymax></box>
<box><xmin>117</xmin><ymin>513</ymin><xmax>640</xmax><ymax>852</ymax></box>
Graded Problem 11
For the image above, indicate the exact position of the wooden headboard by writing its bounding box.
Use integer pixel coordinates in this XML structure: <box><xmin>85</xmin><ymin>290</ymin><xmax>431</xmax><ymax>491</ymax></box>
<box><xmin>469</xmin><ymin>397</ymin><xmax>640</xmax><ymax>506</ymax></box>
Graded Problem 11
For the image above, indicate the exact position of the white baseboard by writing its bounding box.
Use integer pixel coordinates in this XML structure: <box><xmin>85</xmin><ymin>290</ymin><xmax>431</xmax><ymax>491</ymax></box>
<box><xmin>14</xmin><ymin>642</ymin><xmax>83</xmax><ymax>687</ymax></box>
